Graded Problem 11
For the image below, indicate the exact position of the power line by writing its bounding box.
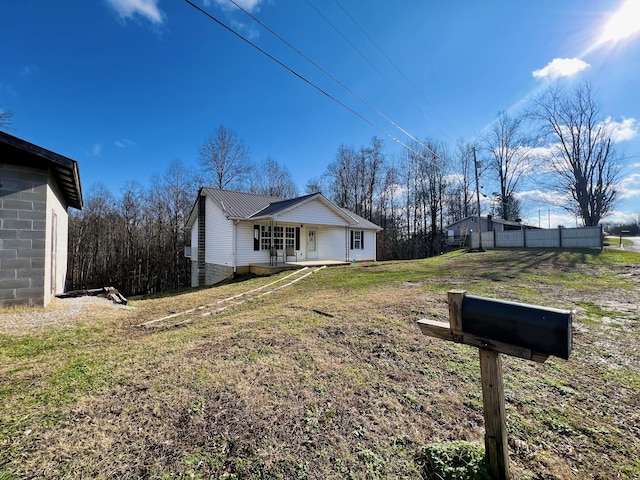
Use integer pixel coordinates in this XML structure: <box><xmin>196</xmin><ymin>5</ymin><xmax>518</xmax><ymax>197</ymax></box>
<box><xmin>225</xmin><ymin>0</ymin><xmax>426</xmax><ymax>150</ymax></box>
<box><xmin>303</xmin><ymin>0</ymin><xmax>405</xmax><ymax>103</ymax></box>
<box><xmin>331</xmin><ymin>0</ymin><xmax>461</xmax><ymax>141</ymax></box>
<box><xmin>182</xmin><ymin>0</ymin><xmax>438</xmax><ymax>161</ymax></box>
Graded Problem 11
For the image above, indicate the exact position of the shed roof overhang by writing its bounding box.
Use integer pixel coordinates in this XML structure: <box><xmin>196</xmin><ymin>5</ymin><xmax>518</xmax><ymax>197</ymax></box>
<box><xmin>0</xmin><ymin>131</ymin><xmax>83</xmax><ymax>209</ymax></box>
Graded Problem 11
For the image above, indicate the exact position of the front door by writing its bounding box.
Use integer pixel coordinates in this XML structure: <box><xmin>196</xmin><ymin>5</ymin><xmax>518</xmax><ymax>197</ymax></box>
<box><xmin>307</xmin><ymin>229</ymin><xmax>317</xmax><ymax>260</ymax></box>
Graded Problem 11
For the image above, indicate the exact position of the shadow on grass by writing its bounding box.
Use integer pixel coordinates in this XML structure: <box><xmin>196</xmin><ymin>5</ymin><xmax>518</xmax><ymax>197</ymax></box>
<box><xmin>129</xmin><ymin>273</ymin><xmax>262</xmax><ymax>302</ymax></box>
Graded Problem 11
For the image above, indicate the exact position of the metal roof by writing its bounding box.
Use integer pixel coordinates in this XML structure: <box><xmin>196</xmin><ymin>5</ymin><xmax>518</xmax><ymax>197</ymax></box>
<box><xmin>202</xmin><ymin>188</ymin><xmax>279</xmax><ymax>219</ymax></box>
<box><xmin>0</xmin><ymin>131</ymin><xmax>83</xmax><ymax>210</ymax></box>
<box><xmin>190</xmin><ymin>188</ymin><xmax>382</xmax><ymax>230</ymax></box>
<box><xmin>338</xmin><ymin>207</ymin><xmax>383</xmax><ymax>231</ymax></box>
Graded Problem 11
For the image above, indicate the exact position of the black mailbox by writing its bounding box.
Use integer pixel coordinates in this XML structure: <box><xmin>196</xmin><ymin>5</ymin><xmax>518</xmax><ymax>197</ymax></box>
<box><xmin>461</xmin><ymin>294</ymin><xmax>572</xmax><ymax>360</ymax></box>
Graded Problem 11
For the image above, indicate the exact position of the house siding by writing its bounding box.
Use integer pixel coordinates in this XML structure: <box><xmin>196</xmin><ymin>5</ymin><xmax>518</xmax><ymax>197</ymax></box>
<box><xmin>275</xmin><ymin>198</ymin><xmax>350</xmax><ymax>226</ymax></box>
<box><xmin>205</xmin><ymin>196</ymin><xmax>234</xmax><ymax>267</ymax></box>
<box><xmin>236</xmin><ymin>221</ymin><xmax>269</xmax><ymax>265</ymax></box>
<box><xmin>348</xmin><ymin>230</ymin><xmax>377</xmax><ymax>262</ymax></box>
<box><xmin>190</xmin><ymin>217</ymin><xmax>199</xmax><ymax>287</ymax></box>
<box><xmin>0</xmin><ymin>164</ymin><xmax>49</xmax><ymax>306</ymax></box>
<box><xmin>189</xmin><ymin>196</ymin><xmax>236</xmax><ymax>287</ymax></box>
<box><xmin>317</xmin><ymin>227</ymin><xmax>348</xmax><ymax>261</ymax></box>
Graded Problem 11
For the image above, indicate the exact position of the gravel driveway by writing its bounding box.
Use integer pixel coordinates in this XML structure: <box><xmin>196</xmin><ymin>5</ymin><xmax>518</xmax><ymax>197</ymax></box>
<box><xmin>0</xmin><ymin>296</ymin><xmax>128</xmax><ymax>335</ymax></box>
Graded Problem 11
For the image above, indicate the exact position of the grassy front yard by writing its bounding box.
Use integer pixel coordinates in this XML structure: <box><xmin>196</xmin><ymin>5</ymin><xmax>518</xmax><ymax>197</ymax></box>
<box><xmin>1</xmin><ymin>249</ymin><xmax>639</xmax><ymax>479</ymax></box>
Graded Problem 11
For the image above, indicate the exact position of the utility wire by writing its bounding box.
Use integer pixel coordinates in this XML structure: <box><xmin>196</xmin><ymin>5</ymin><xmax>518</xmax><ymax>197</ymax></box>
<box><xmin>182</xmin><ymin>0</ymin><xmax>437</xmax><ymax>161</ymax></box>
<box><xmin>225</xmin><ymin>0</ymin><xmax>427</xmax><ymax>151</ymax></box>
<box><xmin>303</xmin><ymin>0</ymin><xmax>405</xmax><ymax>103</ymax></box>
<box><xmin>332</xmin><ymin>0</ymin><xmax>461</xmax><ymax>140</ymax></box>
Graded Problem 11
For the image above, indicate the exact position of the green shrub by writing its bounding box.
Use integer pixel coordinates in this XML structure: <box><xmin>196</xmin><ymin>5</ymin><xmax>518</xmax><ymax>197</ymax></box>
<box><xmin>416</xmin><ymin>441</ymin><xmax>490</xmax><ymax>480</ymax></box>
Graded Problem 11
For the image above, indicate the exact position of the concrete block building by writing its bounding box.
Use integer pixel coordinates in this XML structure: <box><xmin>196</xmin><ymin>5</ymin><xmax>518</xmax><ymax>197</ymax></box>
<box><xmin>0</xmin><ymin>131</ymin><xmax>83</xmax><ymax>306</ymax></box>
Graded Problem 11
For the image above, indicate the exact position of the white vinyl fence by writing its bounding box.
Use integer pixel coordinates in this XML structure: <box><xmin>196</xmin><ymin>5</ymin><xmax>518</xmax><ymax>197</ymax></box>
<box><xmin>470</xmin><ymin>226</ymin><xmax>602</xmax><ymax>250</ymax></box>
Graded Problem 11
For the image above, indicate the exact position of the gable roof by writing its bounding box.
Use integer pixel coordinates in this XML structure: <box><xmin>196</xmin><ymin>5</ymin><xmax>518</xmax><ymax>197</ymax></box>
<box><xmin>250</xmin><ymin>192</ymin><xmax>360</xmax><ymax>225</ymax></box>
<box><xmin>187</xmin><ymin>188</ymin><xmax>382</xmax><ymax>230</ymax></box>
<box><xmin>0</xmin><ymin>131</ymin><xmax>83</xmax><ymax>209</ymax></box>
<box><xmin>250</xmin><ymin>192</ymin><xmax>318</xmax><ymax>218</ymax></box>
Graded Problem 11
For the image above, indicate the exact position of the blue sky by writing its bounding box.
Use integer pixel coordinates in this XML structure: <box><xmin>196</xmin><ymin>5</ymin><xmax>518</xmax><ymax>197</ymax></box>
<box><xmin>1</xmin><ymin>0</ymin><xmax>639</xmax><ymax>226</ymax></box>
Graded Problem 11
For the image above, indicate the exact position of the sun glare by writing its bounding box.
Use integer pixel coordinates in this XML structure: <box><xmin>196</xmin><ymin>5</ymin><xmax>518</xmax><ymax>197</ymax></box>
<box><xmin>598</xmin><ymin>0</ymin><xmax>640</xmax><ymax>44</ymax></box>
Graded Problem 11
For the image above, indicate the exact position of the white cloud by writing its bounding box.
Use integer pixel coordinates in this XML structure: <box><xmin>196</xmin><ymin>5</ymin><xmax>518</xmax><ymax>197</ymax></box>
<box><xmin>519</xmin><ymin>188</ymin><xmax>570</xmax><ymax>206</ymax></box>
<box><xmin>602</xmin><ymin>209</ymin><xmax>638</xmax><ymax>225</ymax></box>
<box><xmin>209</xmin><ymin>0</ymin><xmax>264</xmax><ymax>38</ymax></box>
<box><xmin>601</xmin><ymin>117</ymin><xmax>638</xmax><ymax>143</ymax></box>
<box><xmin>115</xmin><ymin>139</ymin><xmax>136</xmax><ymax>148</ymax></box>
<box><xmin>106</xmin><ymin>0</ymin><xmax>165</xmax><ymax>25</ymax></box>
<box><xmin>212</xmin><ymin>0</ymin><xmax>263</xmax><ymax>13</ymax></box>
<box><xmin>20</xmin><ymin>65</ymin><xmax>38</xmax><ymax>77</ymax></box>
<box><xmin>618</xmin><ymin>173</ymin><xmax>640</xmax><ymax>200</ymax></box>
<box><xmin>88</xmin><ymin>143</ymin><xmax>102</xmax><ymax>157</ymax></box>
<box><xmin>532</xmin><ymin>58</ymin><xmax>590</xmax><ymax>79</ymax></box>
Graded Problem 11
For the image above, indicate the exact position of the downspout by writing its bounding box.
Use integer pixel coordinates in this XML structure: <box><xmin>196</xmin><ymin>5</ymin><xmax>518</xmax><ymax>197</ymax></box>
<box><xmin>233</xmin><ymin>219</ymin><xmax>239</xmax><ymax>274</ymax></box>
<box><xmin>345</xmin><ymin>225</ymin><xmax>349</xmax><ymax>262</ymax></box>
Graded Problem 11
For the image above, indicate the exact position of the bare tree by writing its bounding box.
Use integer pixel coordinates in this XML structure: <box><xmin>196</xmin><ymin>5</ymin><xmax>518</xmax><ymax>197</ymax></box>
<box><xmin>147</xmin><ymin>160</ymin><xmax>196</xmax><ymax>292</ymax></box>
<box><xmin>446</xmin><ymin>140</ymin><xmax>476</xmax><ymax>222</ymax></box>
<box><xmin>119</xmin><ymin>181</ymin><xmax>146</xmax><ymax>294</ymax></box>
<box><xmin>0</xmin><ymin>106</ymin><xmax>13</xmax><ymax>131</ymax></box>
<box><xmin>375</xmin><ymin>159</ymin><xmax>401</xmax><ymax>260</ymax></box>
<box><xmin>359</xmin><ymin>137</ymin><xmax>385</xmax><ymax>221</ymax></box>
<box><xmin>248</xmin><ymin>156</ymin><xmax>299</xmax><ymax>198</ymax></box>
<box><xmin>304</xmin><ymin>176</ymin><xmax>326</xmax><ymax>195</ymax></box>
<box><xmin>528</xmin><ymin>82</ymin><xmax>622</xmax><ymax>226</ymax></box>
<box><xmin>67</xmin><ymin>184</ymin><xmax>118</xmax><ymax>290</ymax></box>
<box><xmin>399</xmin><ymin>139</ymin><xmax>449</xmax><ymax>257</ymax></box>
<box><xmin>326</xmin><ymin>145</ymin><xmax>356</xmax><ymax>209</ymax></box>
<box><xmin>481</xmin><ymin>112</ymin><xmax>532</xmax><ymax>221</ymax></box>
<box><xmin>199</xmin><ymin>125</ymin><xmax>251</xmax><ymax>190</ymax></box>
<box><xmin>326</xmin><ymin>138</ymin><xmax>385</xmax><ymax>221</ymax></box>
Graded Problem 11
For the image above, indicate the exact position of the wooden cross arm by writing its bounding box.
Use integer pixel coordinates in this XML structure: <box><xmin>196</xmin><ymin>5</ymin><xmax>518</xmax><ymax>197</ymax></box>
<box><xmin>417</xmin><ymin>319</ymin><xmax>549</xmax><ymax>363</ymax></box>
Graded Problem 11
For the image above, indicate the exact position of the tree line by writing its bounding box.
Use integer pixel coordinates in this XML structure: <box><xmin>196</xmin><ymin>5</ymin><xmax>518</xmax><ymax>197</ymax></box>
<box><xmin>65</xmin><ymin>81</ymin><xmax>634</xmax><ymax>295</ymax></box>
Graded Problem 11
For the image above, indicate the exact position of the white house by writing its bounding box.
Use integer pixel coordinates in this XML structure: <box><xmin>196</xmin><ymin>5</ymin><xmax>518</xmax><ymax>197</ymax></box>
<box><xmin>0</xmin><ymin>131</ymin><xmax>83</xmax><ymax>306</ymax></box>
<box><xmin>186</xmin><ymin>188</ymin><xmax>382</xmax><ymax>287</ymax></box>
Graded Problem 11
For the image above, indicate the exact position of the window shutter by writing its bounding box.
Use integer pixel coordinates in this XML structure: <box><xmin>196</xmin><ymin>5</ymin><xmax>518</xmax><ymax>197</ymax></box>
<box><xmin>361</xmin><ymin>231</ymin><xmax>364</xmax><ymax>250</ymax></box>
<box><xmin>253</xmin><ymin>225</ymin><xmax>260</xmax><ymax>251</ymax></box>
<box><xmin>350</xmin><ymin>230</ymin><xmax>354</xmax><ymax>250</ymax></box>
<box><xmin>295</xmin><ymin>227</ymin><xmax>300</xmax><ymax>250</ymax></box>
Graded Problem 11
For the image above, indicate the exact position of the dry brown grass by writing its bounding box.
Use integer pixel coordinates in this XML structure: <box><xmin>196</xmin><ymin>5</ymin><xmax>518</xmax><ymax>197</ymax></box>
<box><xmin>1</xmin><ymin>249</ymin><xmax>639</xmax><ymax>479</ymax></box>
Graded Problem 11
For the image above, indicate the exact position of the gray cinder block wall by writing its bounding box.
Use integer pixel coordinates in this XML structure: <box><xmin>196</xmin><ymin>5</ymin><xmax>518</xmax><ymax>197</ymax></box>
<box><xmin>0</xmin><ymin>165</ymin><xmax>48</xmax><ymax>306</ymax></box>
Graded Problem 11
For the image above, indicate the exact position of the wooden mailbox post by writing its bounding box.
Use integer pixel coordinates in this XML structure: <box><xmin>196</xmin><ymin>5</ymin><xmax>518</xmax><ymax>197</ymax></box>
<box><xmin>418</xmin><ymin>290</ymin><xmax>572</xmax><ymax>480</ymax></box>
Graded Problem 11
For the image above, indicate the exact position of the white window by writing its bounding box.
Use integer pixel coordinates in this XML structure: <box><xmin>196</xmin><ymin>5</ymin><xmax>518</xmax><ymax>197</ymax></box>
<box><xmin>352</xmin><ymin>230</ymin><xmax>363</xmax><ymax>250</ymax></box>
<box><xmin>273</xmin><ymin>226</ymin><xmax>284</xmax><ymax>249</ymax></box>
<box><xmin>285</xmin><ymin>227</ymin><xmax>295</xmax><ymax>248</ymax></box>
<box><xmin>260</xmin><ymin>225</ymin><xmax>296</xmax><ymax>250</ymax></box>
<box><xmin>260</xmin><ymin>225</ymin><xmax>271</xmax><ymax>250</ymax></box>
